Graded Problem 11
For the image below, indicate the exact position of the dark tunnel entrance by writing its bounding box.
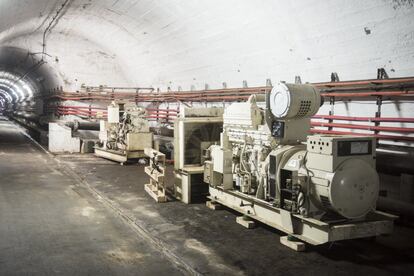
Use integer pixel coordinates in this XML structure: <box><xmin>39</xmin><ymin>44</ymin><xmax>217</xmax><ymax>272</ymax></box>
<box><xmin>0</xmin><ymin>46</ymin><xmax>62</xmax><ymax>131</ymax></box>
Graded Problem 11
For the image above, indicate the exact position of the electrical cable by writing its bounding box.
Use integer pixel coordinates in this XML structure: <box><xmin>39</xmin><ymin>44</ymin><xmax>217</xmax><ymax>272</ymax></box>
<box><xmin>299</xmin><ymin>151</ymin><xmax>315</xmax><ymax>216</ymax></box>
<box><xmin>1</xmin><ymin>0</ymin><xmax>71</xmax><ymax>106</ymax></box>
<box><xmin>42</xmin><ymin>0</ymin><xmax>71</xmax><ymax>60</ymax></box>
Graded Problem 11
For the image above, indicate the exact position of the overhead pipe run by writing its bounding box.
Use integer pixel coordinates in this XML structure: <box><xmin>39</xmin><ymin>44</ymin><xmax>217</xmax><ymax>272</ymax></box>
<box><xmin>64</xmin><ymin>120</ymin><xmax>100</xmax><ymax>131</ymax></box>
<box><xmin>45</xmin><ymin>76</ymin><xmax>414</xmax><ymax>144</ymax></box>
<box><xmin>312</xmin><ymin>77</ymin><xmax>414</xmax><ymax>87</ymax></box>
<box><xmin>49</xmin><ymin>105</ymin><xmax>179</xmax><ymax>124</ymax></box>
<box><xmin>45</xmin><ymin>87</ymin><xmax>271</xmax><ymax>102</ymax></box>
<box><xmin>309</xmin><ymin>129</ymin><xmax>414</xmax><ymax>142</ymax></box>
<box><xmin>312</xmin><ymin>114</ymin><xmax>414</xmax><ymax>123</ymax></box>
<box><xmin>311</xmin><ymin>122</ymin><xmax>414</xmax><ymax>133</ymax></box>
<box><xmin>51</xmin><ymin>104</ymin><xmax>414</xmax><ymax>142</ymax></box>
<box><xmin>45</xmin><ymin>76</ymin><xmax>414</xmax><ymax>103</ymax></box>
<box><xmin>319</xmin><ymin>90</ymin><xmax>414</xmax><ymax>97</ymax></box>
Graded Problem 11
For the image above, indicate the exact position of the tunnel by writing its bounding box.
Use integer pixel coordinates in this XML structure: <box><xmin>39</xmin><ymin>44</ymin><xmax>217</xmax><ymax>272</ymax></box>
<box><xmin>0</xmin><ymin>46</ymin><xmax>61</xmax><ymax>121</ymax></box>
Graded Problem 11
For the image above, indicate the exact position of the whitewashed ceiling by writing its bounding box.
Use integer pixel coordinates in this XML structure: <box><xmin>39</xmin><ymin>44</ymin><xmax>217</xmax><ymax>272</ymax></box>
<box><xmin>0</xmin><ymin>0</ymin><xmax>413</xmax><ymax>94</ymax></box>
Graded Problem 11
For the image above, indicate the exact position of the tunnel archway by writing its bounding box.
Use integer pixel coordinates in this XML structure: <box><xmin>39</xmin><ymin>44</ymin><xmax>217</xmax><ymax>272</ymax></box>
<box><xmin>0</xmin><ymin>46</ymin><xmax>62</xmax><ymax>120</ymax></box>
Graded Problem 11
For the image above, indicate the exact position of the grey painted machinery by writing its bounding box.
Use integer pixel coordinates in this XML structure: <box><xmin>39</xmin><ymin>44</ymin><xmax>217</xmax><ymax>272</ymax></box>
<box><xmin>95</xmin><ymin>101</ymin><xmax>153</xmax><ymax>164</ymax></box>
<box><xmin>204</xmin><ymin>83</ymin><xmax>395</xmax><ymax>248</ymax></box>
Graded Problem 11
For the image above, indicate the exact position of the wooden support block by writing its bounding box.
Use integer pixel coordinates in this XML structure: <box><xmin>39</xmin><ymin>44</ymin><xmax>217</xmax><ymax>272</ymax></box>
<box><xmin>206</xmin><ymin>201</ymin><xmax>223</xmax><ymax>210</ymax></box>
<box><xmin>280</xmin><ymin>236</ymin><xmax>306</xmax><ymax>252</ymax></box>
<box><xmin>143</xmin><ymin>148</ymin><xmax>167</xmax><ymax>203</ymax></box>
<box><xmin>236</xmin><ymin>216</ymin><xmax>256</xmax><ymax>229</ymax></box>
<box><xmin>145</xmin><ymin>184</ymin><xmax>167</xmax><ymax>203</ymax></box>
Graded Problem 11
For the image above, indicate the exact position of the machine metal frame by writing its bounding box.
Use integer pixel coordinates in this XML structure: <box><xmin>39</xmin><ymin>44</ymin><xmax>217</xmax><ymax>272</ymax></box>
<box><xmin>95</xmin><ymin>146</ymin><xmax>147</xmax><ymax>164</ymax></box>
<box><xmin>95</xmin><ymin>101</ymin><xmax>153</xmax><ymax>165</ymax></box>
<box><xmin>202</xmin><ymin>83</ymin><xmax>396</xmax><ymax>250</ymax></box>
<box><xmin>173</xmin><ymin>107</ymin><xmax>223</xmax><ymax>203</ymax></box>
<box><xmin>209</xmin><ymin>188</ymin><xmax>395</xmax><ymax>245</ymax></box>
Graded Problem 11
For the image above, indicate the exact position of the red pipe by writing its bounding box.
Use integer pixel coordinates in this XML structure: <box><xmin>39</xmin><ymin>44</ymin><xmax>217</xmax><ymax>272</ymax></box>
<box><xmin>147</xmin><ymin>111</ymin><xmax>178</xmax><ymax>115</ymax></box>
<box><xmin>313</xmin><ymin>115</ymin><xmax>414</xmax><ymax>123</ymax></box>
<box><xmin>53</xmin><ymin>105</ymin><xmax>178</xmax><ymax>116</ymax></box>
<box><xmin>50</xmin><ymin>89</ymin><xmax>414</xmax><ymax>102</ymax></box>
<box><xmin>55</xmin><ymin>110</ymin><xmax>175</xmax><ymax>120</ymax></box>
<box><xmin>311</xmin><ymin>122</ymin><xmax>414</xmax><ymax>133</ymax></box>
<box><xmin>313</xmin><ymin>77</ymin><xmax>414</xmax><ymax>87</ymax></box>
<box><xmin>146</xmin><ymin>108</ymin><xmax>179</xmax><ymax>113</ymax></box>
<box><xmin>55</xmin><ymin>106</ymin><xmax>106</xmax><ymax>110</ymax></box>
<box><xmin>55</xmin><ymin>111</ymin><xmax>175</xmax><ymax>123</ymax></box>
<box><xmin>45</xmin><ymin>76</ymin><xmax>414</xmax><ymax>103</ymax></box>
<box><xmin>320</xmin><ymin>90</ymin><xmax>414</xmax><ymax>97</ymax></box>
<box><xmin>146</xmin><ymin>115</ymin><xmax>175</xmax><ymax>119</ymax></box>
<box><xmin>56</xmin><ymin>107</ymin><xmax>102</xmax><ymax>113</ymax></box>
<box><xmin>310</xmin><ymin>129</ymin><xmax>414</xmax><ymax>141</ymax></box>
<box><xmin>58</xmin><ymin>105</ymin><xmax>107</xmax><ymax>110</ymax></box>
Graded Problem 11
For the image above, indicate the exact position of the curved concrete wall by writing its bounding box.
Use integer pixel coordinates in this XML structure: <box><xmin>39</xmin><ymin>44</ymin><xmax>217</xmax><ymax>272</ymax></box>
<box><xmin>0</xmin><ymin>0</ymin><xmax>413</xmax><ymax>92</ymax></box>
<box><xmin>0</xmin><ymin>0</ymin><xmax>413</xmax><ymax>147</ymax></box>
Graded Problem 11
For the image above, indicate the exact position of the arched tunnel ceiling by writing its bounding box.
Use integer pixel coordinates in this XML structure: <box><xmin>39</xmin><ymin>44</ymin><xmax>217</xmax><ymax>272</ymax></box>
<box><xmin>0</xmin><ymin>0</ymin><xmax>414</xmax><ymax>98</ymax></box>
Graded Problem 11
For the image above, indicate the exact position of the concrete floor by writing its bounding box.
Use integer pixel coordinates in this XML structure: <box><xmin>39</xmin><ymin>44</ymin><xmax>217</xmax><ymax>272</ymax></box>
<box><xmin>0</xmin><ymin>117</ymin><xmax>183</xmax><ymax>275</ymax></box>
<box><xmin>1</xmin><ymin>117</ymin><xmax>414</xmax><ymax>275</ymax></box>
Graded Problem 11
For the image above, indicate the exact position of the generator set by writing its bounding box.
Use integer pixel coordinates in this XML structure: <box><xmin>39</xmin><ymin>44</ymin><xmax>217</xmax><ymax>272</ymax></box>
<box><xmin>95</xmin><ymin>101</ymin><xmax>153</xmax><ymax>164</ymax></box>
<box><xmin>203</xmin><ymin>83</ymin><xmax>395</xmax><ymax>247</ymax></box>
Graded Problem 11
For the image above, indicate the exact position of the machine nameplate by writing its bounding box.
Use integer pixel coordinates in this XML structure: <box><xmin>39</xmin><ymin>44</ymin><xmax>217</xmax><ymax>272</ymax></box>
<box><xmin>338</xmin><ymin>140</ymin><xmax>372</xmax><ymax>156</ymax></box>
